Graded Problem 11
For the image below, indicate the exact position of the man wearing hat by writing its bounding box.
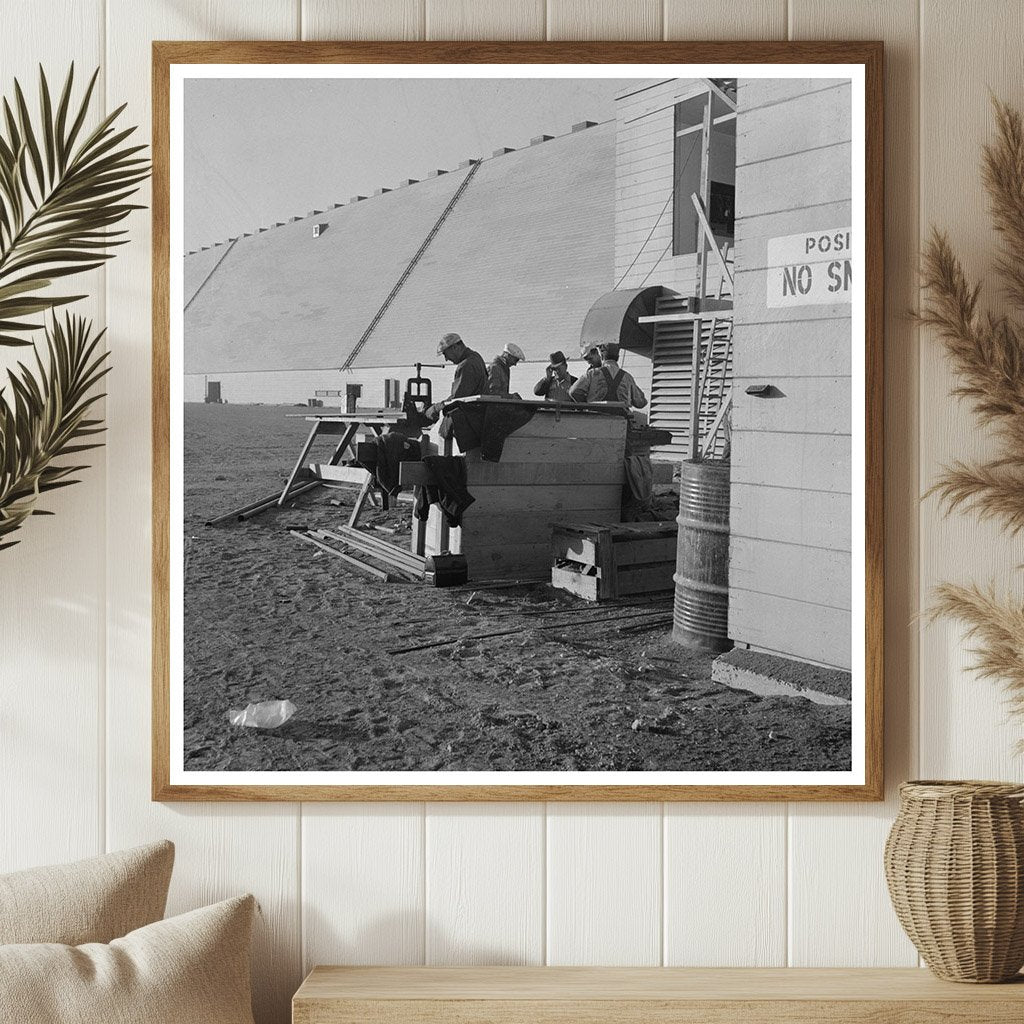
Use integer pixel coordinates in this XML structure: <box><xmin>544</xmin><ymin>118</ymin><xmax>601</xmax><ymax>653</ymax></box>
<box><xmin>425</xmin><ymin>332</ymin><xmax>488</xmax><ymax>434</ymax></box>
<box><xmin>569</xmin><ymin>342</ymin><xmax>648</xmax><ymax>409</ymax></box>
<box><xmin>580</xmin><ymin>341</ymin><xmax>604</xmax><ymax>371</ymax></box>
<box><xmin>533</xmin><ymin>350</ymin><xmax>577</xmax><ymax>403</ymax></box>
<box><xmin>486</xmin><ymin>342</ymin><xmax>526</xmax><ymax>397</ymax></box>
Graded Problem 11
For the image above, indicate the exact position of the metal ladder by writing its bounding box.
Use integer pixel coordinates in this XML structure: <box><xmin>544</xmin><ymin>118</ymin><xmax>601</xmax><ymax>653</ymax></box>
<box><xmin>341</xmin><ymin>159</ymin><xmax>484</xmax><ymax>370</ymax></box>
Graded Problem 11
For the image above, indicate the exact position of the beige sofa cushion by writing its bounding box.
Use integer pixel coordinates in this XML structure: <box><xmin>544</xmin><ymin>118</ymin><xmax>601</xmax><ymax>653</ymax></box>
<box><xmin>0</xmin><ymin>894</ymin><xmax>256</xmax><ymax>1024</ymax></box>
<box><xmin>0</xmin><ymin>840</ymin><xmax>174</xmax><ymax>945</ymax></box>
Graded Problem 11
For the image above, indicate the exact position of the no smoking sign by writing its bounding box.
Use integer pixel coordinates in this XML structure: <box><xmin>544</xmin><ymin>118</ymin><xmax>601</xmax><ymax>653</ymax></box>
<box><xmin>765</xmin><ymin>227</ymin><xmax>853</xmax><ymax>308</ymax></box>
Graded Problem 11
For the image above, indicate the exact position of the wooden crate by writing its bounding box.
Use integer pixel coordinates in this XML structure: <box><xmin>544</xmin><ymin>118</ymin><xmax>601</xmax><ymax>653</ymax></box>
<box><xmin>551</xmin><ymin>521</ymin><xmax>677</xmax><ymax>601</ymax></box>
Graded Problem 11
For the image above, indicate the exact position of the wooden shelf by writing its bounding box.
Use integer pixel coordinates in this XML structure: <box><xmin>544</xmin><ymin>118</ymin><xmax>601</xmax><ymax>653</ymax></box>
<box><xmin>293</xmin><ymin>966</ymin><xmax>1024</xmax><ymax>1023</ymax></box>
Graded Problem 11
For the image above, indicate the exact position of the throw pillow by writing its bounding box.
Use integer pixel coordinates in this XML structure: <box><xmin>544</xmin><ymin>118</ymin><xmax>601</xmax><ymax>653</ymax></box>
<box><xmin>0</xmin><ymin>894</ymin><xmax>256</xmax><ymax>1024</ymax></box>
<box><xmin>0</xmin><ymin>840</ymin><xmax>174</xmax><ymax>945</ymax></box>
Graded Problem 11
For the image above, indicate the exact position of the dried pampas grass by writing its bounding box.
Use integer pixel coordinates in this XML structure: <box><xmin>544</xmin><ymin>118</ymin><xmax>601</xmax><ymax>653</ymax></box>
<box><xmin>931</xmin><ymin>583</ymin><xmax>1024</xmax><ymax>716</ymax></box>
<box><xmin>920</xmin><ymin>98</ymin><xmax>1024</xmax><ymax>724</ymax></box>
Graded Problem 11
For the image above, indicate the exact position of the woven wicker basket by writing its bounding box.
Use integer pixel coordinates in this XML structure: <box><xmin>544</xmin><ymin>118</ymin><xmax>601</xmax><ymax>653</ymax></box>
<box><xmin>885</xmin><ymin>780</ymin><xmax>1024</xmax><ymax>982</ymax></box>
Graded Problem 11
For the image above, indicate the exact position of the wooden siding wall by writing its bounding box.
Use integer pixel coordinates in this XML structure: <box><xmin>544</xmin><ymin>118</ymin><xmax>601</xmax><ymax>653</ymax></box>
<box><xmin>729</xmin><ymin>78</ymin><xmax>853</xmax><ymax>669</ymax></box>
<box><xmin>4</xmin><ymin>3</ymin><xmax>1024</xmax><ymax>1024</ymax></box>
<box><xmin>615</xmin><ymin>78</ymin><xmax>707</xmax><ymax>294</ymax></box>
<box><xmin>614</xmin><ymin>78</ymin><xmax>735</xmax><ymax>298</ymax></box>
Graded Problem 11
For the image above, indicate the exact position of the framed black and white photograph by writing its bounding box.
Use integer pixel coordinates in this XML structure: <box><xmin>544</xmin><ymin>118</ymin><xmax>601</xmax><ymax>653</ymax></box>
<box><xmin>153</xmin><ymin>41</ymin><xmax>883</xmax><ymax>801</ymax></box>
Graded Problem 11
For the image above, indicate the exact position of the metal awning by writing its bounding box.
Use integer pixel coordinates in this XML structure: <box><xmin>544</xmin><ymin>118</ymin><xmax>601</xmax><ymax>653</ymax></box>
<box><xmin>579</xmin><ymin>285</ymin><xmax>678</xmax><ymax>354</ymax></box>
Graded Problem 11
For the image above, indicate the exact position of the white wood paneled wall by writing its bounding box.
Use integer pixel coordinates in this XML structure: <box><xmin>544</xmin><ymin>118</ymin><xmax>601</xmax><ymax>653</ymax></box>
<box><xmin>3</xmin><ymin>2</ymin><xmax>1023</xmax><ymax>1021</ymax></box>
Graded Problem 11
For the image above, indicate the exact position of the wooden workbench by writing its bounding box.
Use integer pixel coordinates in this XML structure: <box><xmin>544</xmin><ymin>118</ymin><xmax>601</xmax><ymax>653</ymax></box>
<box><xmin>292</xmin><ymin>965</ymin><xmax>1024</xmax><ymax>1022</ymax></box>
<box><xmin>279</xmin><ymin>408</ymin><xmax>421</xmax><ymax>526</ymax></box>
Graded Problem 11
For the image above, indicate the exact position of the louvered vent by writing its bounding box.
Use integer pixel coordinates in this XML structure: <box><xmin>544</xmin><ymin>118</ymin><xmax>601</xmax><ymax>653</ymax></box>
<box><xmin>649</xmin><ymin>295</ymin><xmax>733</xmax><ymax>461</ymax></box>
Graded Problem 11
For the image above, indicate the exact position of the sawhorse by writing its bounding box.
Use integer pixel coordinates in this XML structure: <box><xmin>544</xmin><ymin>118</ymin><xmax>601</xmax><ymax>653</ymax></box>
<box><xmin>278</xmin><ymin>412</ymin><xmax>408</xmax><ymax>528</ymax></box>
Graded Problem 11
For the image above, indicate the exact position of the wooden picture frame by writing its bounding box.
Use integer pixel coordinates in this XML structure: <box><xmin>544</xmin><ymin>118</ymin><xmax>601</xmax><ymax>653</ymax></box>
<box><xmin>153</xmin><ymin>40</ymin><xmax>883</xmax><ymax>801</ymax></box>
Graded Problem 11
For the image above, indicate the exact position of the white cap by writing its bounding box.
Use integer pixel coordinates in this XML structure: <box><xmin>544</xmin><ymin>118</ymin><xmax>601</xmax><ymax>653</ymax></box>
<box><xmin>437</xmin><ymin>332</ymin><xmax>463</xmax><ymax>355</ymax></box>
<box><xmin>503</xmin><ymin>342</ymin><xmax>525</xmax><ymax>361</ymax></box>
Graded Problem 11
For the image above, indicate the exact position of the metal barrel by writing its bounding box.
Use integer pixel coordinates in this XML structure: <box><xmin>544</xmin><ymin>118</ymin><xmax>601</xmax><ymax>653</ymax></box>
<box><xmin>672</xmin><ymin>459</ymin><xmax>732</xmax><ymax>652</ymax></box>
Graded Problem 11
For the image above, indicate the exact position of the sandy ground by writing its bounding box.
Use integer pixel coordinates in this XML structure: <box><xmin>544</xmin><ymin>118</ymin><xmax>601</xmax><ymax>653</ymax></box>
<box><xmin>183</xmin><ymin>403</ymin><xmax>851</xmax><ymax>773</ymax></box>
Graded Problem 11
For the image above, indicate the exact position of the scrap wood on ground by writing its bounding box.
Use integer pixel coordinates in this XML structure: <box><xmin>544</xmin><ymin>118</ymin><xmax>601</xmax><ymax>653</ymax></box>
<box><xmin>183</xmin><ymin>403</ymin><xmax>852</xmax><ymax>774</ymax></box>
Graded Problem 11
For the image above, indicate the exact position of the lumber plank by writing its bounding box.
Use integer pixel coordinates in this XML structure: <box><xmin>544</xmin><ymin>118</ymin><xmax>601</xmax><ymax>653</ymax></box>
<box><xmin>480</xmin><ymin>436</ymin><xmax>626</xmax><ymax>464</ymax></box>
<box><xmin>310</xmin><ymin>421</ymin><xmax>356</xmax><ymax>436</ymax></box>
<box><xmin>313</xmin><ymin>464</ymin><xmax>373</xmax><ymax>485</ymax></box>
<box><xmin>461</xmin><ymin>484</ymin><xmax>624</xmax><ymax>516</ymax></box>
<box><xmin>596</xmin><ymin>526</ymin><xmax>617</xmax><ymax>599</ymax></box>
<box><xmin>551</xmin><ymin>566</ymin><xmax>600</xmax><ymax>602</ymax></box>
<box><xmin>290</xmin><ymin>530</ymin><xmax>390</xmax><ymax>582</ymax></box>
<box><xmin>279</xmin><ymin>420</ymin><xmax>320</xmax><ymax>506</ymax></box>
<box><xmin>398</xmin><ymin>461</ymin><xmax>624</xmax><ymax>488</ymax></box>
<box><xmin>237</xmin><ymin>480</ymin><xmax>323</xmax><ymax>521</ymax></box>
<box><xmin>457</xmin><ymin>510</ymin><xmax>622</xmax><ymax>551</ymax></box>
<box><xmin>348</xmin><ymin>476</ymin><xmax>376</xmax><ymax>528</ymax></box>
<box><xmin>465</xmin><ymin>541</ymin><xmax>557</xmax><ymax>577</ymax></box>
<box><xmin>321</xmin><ymin>528</ymin><xmax>426</xmax><ymax>573</ymax></box>
<box><xmin>557</xmin><ymin>532</ymin><xmax>675</xmax><ymax>573</ymax></box>
<box><xmin>467</xmin><ymin>462</ymin><xmax>624</xmax><ymax>487</ymax></box>
<box><xmin>207</xmin><ymin>480</ymin><xmax>322</xmax><ymax>526</ymax></box>
<box><xmin>503</xmin><ymin>415</ymin><xmax>627</xmax><ymax>441</ymax></box>
<box><xmin>611</xmin><ymin>537</ymin><xmax>677</xmax><ymax>567</ymax></box>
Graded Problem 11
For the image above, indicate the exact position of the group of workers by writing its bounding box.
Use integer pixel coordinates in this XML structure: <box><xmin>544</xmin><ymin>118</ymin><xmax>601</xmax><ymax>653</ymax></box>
<box><xmin>424</xmin><ymin>331</ymin><xmax>648</xmax><ymax>424</ymax></box>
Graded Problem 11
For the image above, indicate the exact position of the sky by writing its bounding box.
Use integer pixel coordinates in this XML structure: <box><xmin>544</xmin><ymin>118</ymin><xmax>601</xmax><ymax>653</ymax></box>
<box><xmin>183</xmin><ymin>77</ymin><xmax>635</xmax><ymax>252</ymax></box>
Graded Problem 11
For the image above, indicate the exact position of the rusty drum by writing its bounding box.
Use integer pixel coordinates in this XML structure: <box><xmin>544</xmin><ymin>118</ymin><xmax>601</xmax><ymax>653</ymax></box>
<box><xmin>672</xmin><ymin>459</ymin><xmax>731</xmax><ymax>652</ymax></box>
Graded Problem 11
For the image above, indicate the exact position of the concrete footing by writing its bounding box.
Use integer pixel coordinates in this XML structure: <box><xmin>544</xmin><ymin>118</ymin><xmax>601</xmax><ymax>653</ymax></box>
<box><xmin>711</xmin><ymin>648</ymin><xmax>852</xmax><ymax>706</ymax></box>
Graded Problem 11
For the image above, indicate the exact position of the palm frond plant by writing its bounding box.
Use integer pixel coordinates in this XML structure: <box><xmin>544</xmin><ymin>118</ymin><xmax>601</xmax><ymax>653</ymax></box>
<box><xmin>0</xmin><ymin>64</ymin><xmax>147</xmax><ymax>549</ymax></box>
<box><xmin>919</xmin><ymin>98</ymin><xmax>1024</xmax><ymax>723</ymax></box>
<box><xmin>0</xmin><ymin>314</ymin><xmax>110</xmax><ymax>551</ymax></box>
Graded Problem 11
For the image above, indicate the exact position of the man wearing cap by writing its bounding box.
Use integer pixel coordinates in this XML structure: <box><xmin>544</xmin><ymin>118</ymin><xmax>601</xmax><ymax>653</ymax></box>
<box><xmin>486</xmin><ymin>342</ymin><xmax>525</xmax><ymax>397</ymax></box>
<box><xmin>426</xmin><ymin>332</ymin><xmax>488</xmax><ymax>433</ymax></box>
<box><xmin>580</xmin><ymin>342</ymin><xmax>604</xmax><ymax>370</ymax></box>
<box><xmin>569</xmin><ymin>342</ymin><xmax>648</xmax><ymax>409</ymax></box>
<box><xmin>533</xmin><ymin>350</ymin><xmax>577</xmax><ymax>403</ymax></box>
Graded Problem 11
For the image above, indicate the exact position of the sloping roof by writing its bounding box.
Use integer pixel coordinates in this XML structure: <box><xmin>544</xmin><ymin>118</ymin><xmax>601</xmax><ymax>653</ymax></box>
<box><xmin>183</xmin><ymin>122</ymin><xmax>614</xmax><ymax>373</ymax></box>
<box><xmin>184</xmin><ymin>243</ymin><xmax>229</xmax><ymax>306</ymax></box>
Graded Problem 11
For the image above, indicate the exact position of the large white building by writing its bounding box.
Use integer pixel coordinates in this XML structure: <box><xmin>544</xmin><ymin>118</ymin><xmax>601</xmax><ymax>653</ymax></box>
<box><xmin>183</xmin><ymin>119</ymin><xmax>619</xmax><ymax>410</ymax></box>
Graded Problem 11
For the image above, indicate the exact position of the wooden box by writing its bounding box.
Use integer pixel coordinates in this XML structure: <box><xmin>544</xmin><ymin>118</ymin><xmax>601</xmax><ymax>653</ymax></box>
<box><xmin>403</xmin><ymin>401</ymin><xmax>629</xmax><ymax>579</ymax></box>
<box><xmin>551</xmin><ymin>521</ymin><xmax>677</xmax><ymax>601</ymax></box>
